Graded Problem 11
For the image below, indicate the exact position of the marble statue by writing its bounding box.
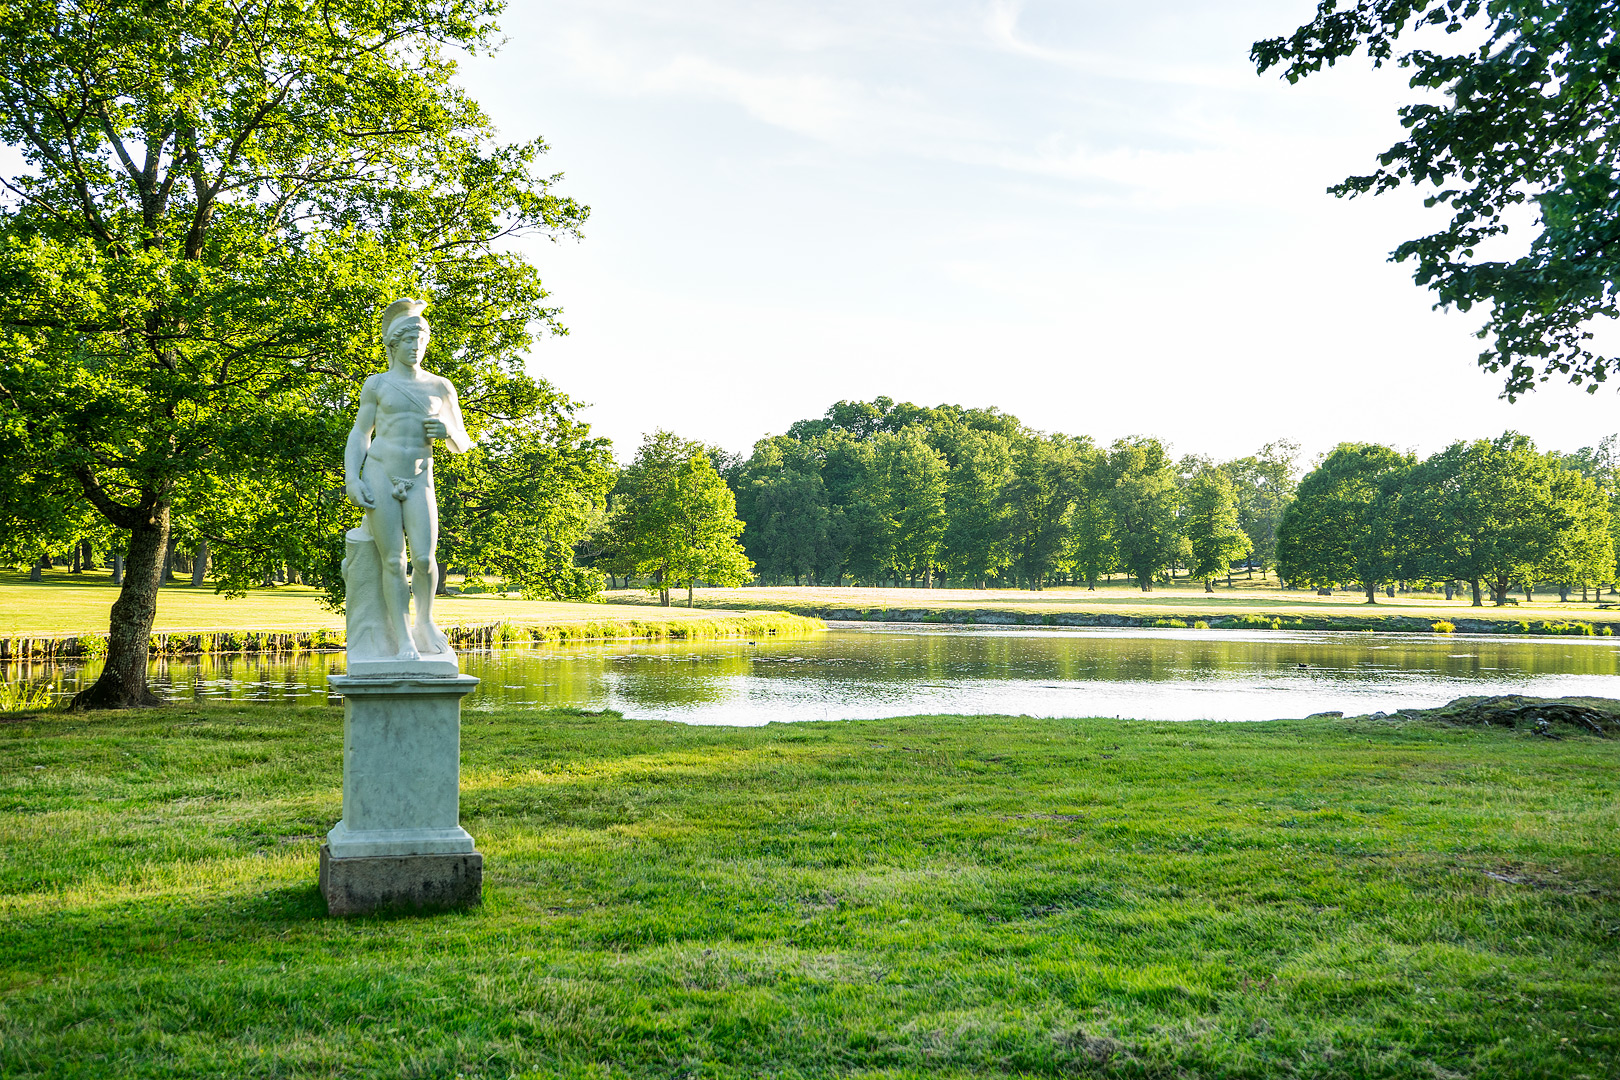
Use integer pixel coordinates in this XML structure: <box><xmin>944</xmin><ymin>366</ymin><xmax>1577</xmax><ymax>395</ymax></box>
<box><xmin>342</xmin><ymin>298</ymin><xmax>470</xmax><ymax>676</ymax></box>
<box><xmin>322</xmin><ymin>297</ymin><xmax>483</xmax><ymax>915</ymax></box>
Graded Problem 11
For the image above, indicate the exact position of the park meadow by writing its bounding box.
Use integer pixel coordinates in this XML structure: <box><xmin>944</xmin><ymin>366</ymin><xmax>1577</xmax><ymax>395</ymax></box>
<box><xmin>3</xmin><ymin>701</ymin><xmax>1618</xmax><ymax>1079</ymax></box>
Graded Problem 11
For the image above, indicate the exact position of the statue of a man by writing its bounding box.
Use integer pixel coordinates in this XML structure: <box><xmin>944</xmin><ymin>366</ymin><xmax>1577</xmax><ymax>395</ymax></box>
<box><xmin>344</xmin><ymin>298</ymin><xmax>470</xmax><ymax>662</ymax></box>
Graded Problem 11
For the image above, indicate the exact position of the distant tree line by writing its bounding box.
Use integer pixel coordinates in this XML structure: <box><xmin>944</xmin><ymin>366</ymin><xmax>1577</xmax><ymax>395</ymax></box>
<box><xmin>1278</xmin><ymin>433</ymin><xmax>1619</xmax><ymax>606</ymax></box>
<box><xmin>713</xmin><ymin>398</ymin><xmax>1299</xmax><ymax>592</ymax></box>
<box><xmin>21</xmin><ymin>389</ymin><xmax>1620</xmax><ymax>612</ymax></box>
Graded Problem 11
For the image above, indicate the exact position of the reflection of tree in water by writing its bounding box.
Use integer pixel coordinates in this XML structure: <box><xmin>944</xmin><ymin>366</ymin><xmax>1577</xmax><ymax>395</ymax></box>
<box><xmin>607</xmin><ymin>650</ymin><xmax>754</xmax><ymax>708</ymax></box>
<box><xmin>24</xmin><ymin>629</ymin><xmax>1620</xmax><ymax>716</ymax></box>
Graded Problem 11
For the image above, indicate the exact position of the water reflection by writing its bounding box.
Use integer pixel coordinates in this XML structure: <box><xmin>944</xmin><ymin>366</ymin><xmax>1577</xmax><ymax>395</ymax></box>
<box><xmin>10</xmin><ymin>624</ymin><xmax>1620</xmax><ymax>725</ymax></box>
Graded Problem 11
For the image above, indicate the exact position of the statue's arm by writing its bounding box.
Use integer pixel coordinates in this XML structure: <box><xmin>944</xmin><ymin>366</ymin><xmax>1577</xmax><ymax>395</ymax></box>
<box><xmin>438</xmin><ymin>380</ymin><xmax>472</xmax><ymax>454</ymax></box>
<box><xmin>345</xmin><ymin>380</ymin><xmax>378</xmax><ymax>509</ymax></box>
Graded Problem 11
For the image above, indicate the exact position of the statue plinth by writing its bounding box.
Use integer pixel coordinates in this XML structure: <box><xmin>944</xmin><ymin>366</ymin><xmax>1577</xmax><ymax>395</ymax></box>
<box><xmin>322</xmin><ymin>672</ymin><xmax>482</xmax><ymax>915</ymax></box>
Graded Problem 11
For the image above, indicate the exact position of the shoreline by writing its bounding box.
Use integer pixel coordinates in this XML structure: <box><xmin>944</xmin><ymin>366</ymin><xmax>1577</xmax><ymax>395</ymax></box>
<box><xmin>608</xmin><ymin>594</ymin><xmax>1620</xmax><ymax>636</ymax></box>
<box><xmin>0</xmin><ymin>611</ymin><xmax>826</xmax><ymax>662</ymax></box>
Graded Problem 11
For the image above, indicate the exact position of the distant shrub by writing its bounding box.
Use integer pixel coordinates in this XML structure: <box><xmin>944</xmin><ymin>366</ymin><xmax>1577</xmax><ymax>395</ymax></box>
<box><xmin>0</xmin><ymin>679</ymin><xmax>55</xmax><ymax>713</ymax></box>
<box><xmin>1228</xmin><ymin>615</ymin><xmax>1281</xmax><ymax>631</ymax></box>
<box><xmin>1193</xmin><ymin>620</ymin><xmax>1209</xmax><ymax>630</ymax></box>
<box><xmin>1530</xmin><ymin>620</ymin><xmax>1595</xmax><ymax>636</ymax></box>
<box><xmin>1431</xmin><ymin>621</ymin><xmax>1455</xmax><ymax>634</ymax></box>
<box><xmin>1151</xmin><ymin>618</ymin><xmax>1188</xmax><ymax>628</ymax></box>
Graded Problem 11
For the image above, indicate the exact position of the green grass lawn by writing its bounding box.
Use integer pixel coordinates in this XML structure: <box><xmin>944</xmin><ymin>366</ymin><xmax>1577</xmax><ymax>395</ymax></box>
<box><xmin>0</xmin><ymin>570</ymin><xmax>769</xmax><ymax>637</ymax></box>
<box><xmin>2</xmin><ymin>705</ymin><xmax>1617</xmax><ymax>1078</ymax></box>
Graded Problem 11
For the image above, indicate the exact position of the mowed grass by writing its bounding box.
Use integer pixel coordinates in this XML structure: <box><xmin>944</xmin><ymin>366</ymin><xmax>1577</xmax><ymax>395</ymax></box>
<box><xmin>603</xmin><ymin>583</ymin><xmax>1620</xmax><ymax>625</ymax></box>
<box><xmin>0</xmin><ymin>570</ymin><xmax>754</xmax><ymax>637</ymax></box>
<box><xmin>2</xmin><ymin>707</ymin><xmax>1618</xmax><ymax>1078</ymax></box>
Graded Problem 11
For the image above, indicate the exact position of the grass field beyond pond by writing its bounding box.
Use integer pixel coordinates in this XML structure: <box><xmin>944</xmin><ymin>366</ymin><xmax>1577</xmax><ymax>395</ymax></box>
<box><xmin>603</xmin><ymin>584</ymin><xmax>1620</xmax><ymax>633</ymax></box>
<box><xmin>2</xmin><ymin>705</ymin><xmax>1617</xmax><ymax>1078</ymax></box>
<box><xmin>0</xmin><ymin>570</ymin><xmax>814</xmax><ymax>641</ymax></box>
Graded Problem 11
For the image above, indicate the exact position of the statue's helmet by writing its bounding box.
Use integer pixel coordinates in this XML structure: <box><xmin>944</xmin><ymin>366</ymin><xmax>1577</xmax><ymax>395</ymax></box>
<box><xmin>381</xmin><ymin>298</ymin><xmax>428</xmax><ymax>346</ymax></box>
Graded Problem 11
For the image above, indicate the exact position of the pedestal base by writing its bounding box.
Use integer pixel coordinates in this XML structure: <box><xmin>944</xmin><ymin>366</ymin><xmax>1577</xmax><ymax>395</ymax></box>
<box><xmin>320</xmin><ymin>844</ymin><xmax>482</xmax><ymax>916</ymax></box>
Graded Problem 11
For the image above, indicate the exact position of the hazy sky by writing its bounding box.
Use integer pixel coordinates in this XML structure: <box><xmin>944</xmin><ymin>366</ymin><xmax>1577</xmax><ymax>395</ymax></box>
<box><xmin>458</xmin><ymin>0</ymin><xmax>1620</xmax><ymax>465</ymax></box>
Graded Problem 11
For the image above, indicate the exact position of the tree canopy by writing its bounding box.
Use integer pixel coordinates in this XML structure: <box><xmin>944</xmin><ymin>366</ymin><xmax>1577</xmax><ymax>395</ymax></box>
<box><xmin>0</xmin><ymin>0</ymin><xmax>585</xmax><ymax>705</ymax></box>
<box><xmin>1254</xmin><ymin>1</ymin><xmax>1620</xmax><ymax>399</ymax></box>
<box><xmin>606</xmin><ymin>431</ymin><xmax>752</xmax><ymax>607</ymax></box>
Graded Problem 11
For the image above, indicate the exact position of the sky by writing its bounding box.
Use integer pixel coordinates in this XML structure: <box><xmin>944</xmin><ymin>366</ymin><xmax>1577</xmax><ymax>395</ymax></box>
<box><xmin>456</xmin><ymin>0</ymin><xmax>1620</xmax><ymax>466</ymax></box>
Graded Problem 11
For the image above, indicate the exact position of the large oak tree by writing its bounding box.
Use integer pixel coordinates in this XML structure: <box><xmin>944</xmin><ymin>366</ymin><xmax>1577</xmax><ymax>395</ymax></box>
<box><xmin>0</xmin><ymin>0</ymin><xmax>585</xmax><ymax>706</ymax></box>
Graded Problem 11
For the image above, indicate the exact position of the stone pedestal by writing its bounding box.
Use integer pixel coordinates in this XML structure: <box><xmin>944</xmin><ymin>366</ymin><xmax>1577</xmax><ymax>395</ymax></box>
<box><xmin>323</xmin><ymin>673</ymin><xmax>482</xmax><ymax>915</ymax></box>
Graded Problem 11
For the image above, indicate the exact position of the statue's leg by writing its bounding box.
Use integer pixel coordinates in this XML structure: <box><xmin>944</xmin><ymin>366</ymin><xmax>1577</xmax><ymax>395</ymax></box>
<box><xmin>366</xmin><ymin>488</ymin><xmax>418</xmax><ymax>661</ymax></box>
<box><xmin>403</xmin><ymin>481</ymin><xmax>447</xmax><ymax>652</ymax></box>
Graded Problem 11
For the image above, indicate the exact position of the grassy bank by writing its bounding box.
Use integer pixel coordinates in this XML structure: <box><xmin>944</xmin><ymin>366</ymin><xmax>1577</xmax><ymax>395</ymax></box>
<box><xmin>603</xmin><ymin>584</ymin><xmax>1620</xmax><ymax>636</ymax></box>
<box><xmin>0</xmin><ymin>571</ymin><xmax>823</xmax><ymax>656</ymax></box>
<box><xmin>2</xmin><ymin>705</ymin><xmax>1617</xmax><ymax>1078</ymax></box>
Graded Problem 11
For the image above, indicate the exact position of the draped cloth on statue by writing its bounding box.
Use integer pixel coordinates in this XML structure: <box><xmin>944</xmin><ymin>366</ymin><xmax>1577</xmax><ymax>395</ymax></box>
<box><xmin>343</xmin><ymin>525</ymin><xmax>459</xmax><ymax>677</ymax></box>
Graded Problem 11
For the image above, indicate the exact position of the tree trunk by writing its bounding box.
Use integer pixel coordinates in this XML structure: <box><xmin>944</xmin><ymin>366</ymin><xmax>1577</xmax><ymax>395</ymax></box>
<box><xmin>1470</xmin><ymin>579</ymin><xmax>1483</xmax><ymax>606</ymax></box>
<box><xmin>191</xmin><ymin>537</ymin><xmax>209</xmax><ymax>587</ymax></box>
<box><xmin>1524</xmin><ymin>584</ymin><xmax>1533</xmax><ymax>602</ymax></box>
<box><xmin>29</xmin><ymin>555</ymin><xmax>44</xmax><ymax>581</ymax></box>
<box><xmin>1559</xmin><ymin>584</ymin><xmax>1570</xmax><ymax>602</ymax></box>
<box><xmin>1444</xmin><ymin>582</ymin><xmax>1454</xmax><ymax>600</ymax></box>
<box><xmin>160</xmin><ymin>534</ymin><xmax>178</xmax><ymax>583</ymax></box>
<box><xmin>73</xmin><ymin>510</ymin><xmax>168</xmax><ymax>709</ymax></box>
<box><xmin>112</xmin><ymin>552</ymin><xmax>124</xmax><ymax>584</ymax></box>
<box><xmin>688</xmin><ymin>580</ymin><xmax>694</xmax><ymax>608</ymax></box>
<box><xmin>71</xmin><ymin>543</ymin><xmax>81</xmax><ymax>573</ymax></box>
<box><xmin>1364</xmin><ymin>584</ymin><xmax>1377</xmax><ymax>604</ymax></box>
<box><xmin>1386</xmin><ymin>584</ymin><xmax>1395</xmax><ymax>598</ymax></box>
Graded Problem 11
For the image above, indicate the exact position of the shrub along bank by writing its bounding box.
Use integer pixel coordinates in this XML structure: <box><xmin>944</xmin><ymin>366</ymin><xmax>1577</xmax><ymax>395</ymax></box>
<box><xmin>1</xmin><ymin>703</ymin><xmax>1615</xmax><ymax>1078</ymax></box>
<box><xmin>0</xmin><ymin>611</ymin><xmax>824</xmax><ymax>661</ymax></box>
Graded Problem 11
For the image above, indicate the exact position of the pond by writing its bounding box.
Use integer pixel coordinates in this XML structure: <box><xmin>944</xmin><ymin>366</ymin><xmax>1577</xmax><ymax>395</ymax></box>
<box><xmin>11</xmin><ymin>623</ymin><xmax>1620</xmax><ymax>724</ymax></box>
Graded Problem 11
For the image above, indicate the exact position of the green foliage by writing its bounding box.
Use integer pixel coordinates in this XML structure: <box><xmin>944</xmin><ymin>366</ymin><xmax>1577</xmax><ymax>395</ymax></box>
<box><xmin>936</xmin><ymin>425</ymin><xmax>1016</xmax><ymax>587</ymax></box>
<box><xmin>1527</xmin><ymin>619</ymin><xmax>1597</xmax><ymax>636</ymax></box>
<box><xmin>733</xmin><ymin>436</ymin><xmax>834</xmax><ymax>586</ymax></box>
<box><xmin>1223</xmin><ymin>440</ymin><xmax>1299</xmax><ymax>574</ymax></box>
<box><xmin>435</xmin><ymin>393</ymin><xmax>613</xmax><ymax>601</ymax></box>
<box><xmin>1277</xmin><ymin>443</ymin><xmax>1412</xmax><ymax>600</ymax></box>
<box><xmin>1432</xmin><ymin>620</ymin><xmax>1456</xmax><ymax>634</ymax></box>
<box><xmin>0</xmin><ymin>678</ymin><xmax>53</xmax><ymax>713</ymax></box>
<box><xmin>1104</xmin><ymin>437</ymin><xmax>1181</xmax><ymax>590</ymax></box>
<box><xmin>1183</xmin><ymin>466</ymin><xmax>1252</xmax><ymax>587</ymax></box>
<box><xmin>1255</xmin><ymin>1</ymin><xmax>1620</xmax><ymax>399</ymax></box>
<box><xmin>1393</xmin><ymin>433</ymin><xmax>1570</xmax><ymax>602</ymax></box>
<box><xmin>606</xmin><ymin>431</ymin><xmax>752</xmax><ymax>606</ymax></box>
<box><xmin>869</xmin><ymin>428</ymin><xmax>948</xmax><ymax>584</ymax></box>
<box><xmin>1001</xmin><ymin>433</ymin><xmax>1087</xmax><ymax>589</ymax></box>
<box><xmin>0</xmin><ymin>0</ymin><xmax>588</xmax><ymax>700</ymax></box>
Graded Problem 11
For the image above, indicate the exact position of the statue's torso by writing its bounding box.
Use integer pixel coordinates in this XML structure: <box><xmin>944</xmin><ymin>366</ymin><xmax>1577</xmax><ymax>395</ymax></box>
<box><xmin>366</xmin><ymin>371</ymin><xmax>449</xmax><ymax>479</ymax></box>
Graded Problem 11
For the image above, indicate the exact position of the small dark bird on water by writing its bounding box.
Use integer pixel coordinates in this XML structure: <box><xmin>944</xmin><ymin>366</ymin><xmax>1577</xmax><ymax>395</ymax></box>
<box><xmin>1298</xmin><ymin>663</ymin><xmax>1309</xmax><ymax>669</ymax></box>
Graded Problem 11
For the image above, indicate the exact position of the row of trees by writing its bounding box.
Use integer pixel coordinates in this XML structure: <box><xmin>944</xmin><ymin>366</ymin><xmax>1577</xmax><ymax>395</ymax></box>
<box><xmin>724</xmin><ymin>398</ymin><xmax>1300</xmax><ymax>592</ymax></box>
<box><xmin>1278</xmin><ymin>433</ymin><xmax>1620</xmax><ymax>606</ymax></box>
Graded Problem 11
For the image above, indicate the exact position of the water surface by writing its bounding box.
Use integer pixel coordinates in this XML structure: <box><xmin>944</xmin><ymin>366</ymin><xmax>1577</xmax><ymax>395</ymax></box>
<box><xmin>11</xmin><ymin>624</ymin><xmax>1620</xmax><ymax>724</ymax></box>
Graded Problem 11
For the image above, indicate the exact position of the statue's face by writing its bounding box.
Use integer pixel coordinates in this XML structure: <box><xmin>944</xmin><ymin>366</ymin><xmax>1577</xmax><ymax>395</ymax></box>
<box><xmin>388</xmin><ymin>317</ymin><xmax>430</xmax><ymax>366</ymax></box>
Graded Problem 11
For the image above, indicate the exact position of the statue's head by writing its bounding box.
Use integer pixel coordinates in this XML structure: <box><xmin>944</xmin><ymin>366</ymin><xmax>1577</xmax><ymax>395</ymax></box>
<box><xmin>380</xmin><ymin>298</ymin><xmax>430</xmax><ymax>366</ymax></box>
